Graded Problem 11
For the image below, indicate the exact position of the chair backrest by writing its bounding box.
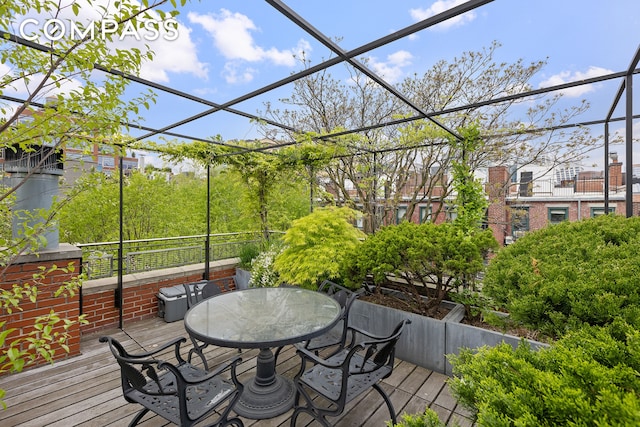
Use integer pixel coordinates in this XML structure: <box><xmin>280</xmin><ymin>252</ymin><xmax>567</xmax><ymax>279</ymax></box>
<box><xmin>318</xmin><ymin>280</ymin><xmax>362</xmax><ymax>319</ymax></box>
<box><xmin>100</xmin><ymin>335</ymin><xmax>182</xmax><ymax>399</ymax></box>
<box><xmin>201</xmin><ymin>280</ymin><xmax>223</xmax><ymax>299</ymax></box>
<box><xmin>201</xmin><ymin>276</ymin><xmax>236</xmax><ymax>299</ymax></box>
<box><xmin>347</xmin><ymin>318</ymin><xmax>410</xmax><ymax>375</ymax></box>
<box><xmin>185</xmin><ymin>277</ymin><xmax>237</xmax><ymax>308</ymax></box>
<box><xmin>184</xmin><ymin>281</ymin><xmax>206</xmax><ymax>309</ymax></box>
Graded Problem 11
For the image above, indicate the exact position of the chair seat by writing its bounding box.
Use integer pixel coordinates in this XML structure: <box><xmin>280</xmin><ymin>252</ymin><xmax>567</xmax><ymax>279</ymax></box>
<box><xmin>299</xmin><ymin>350</ymin><xmax>392</xmax><ymax>402</ymax></box>
<box><xmin>291</xmin><ymin>320</ymin><xmax>410</xmax><ymax>426</ymax></box>
<box><xmin>303</xmin><ymin>326</ymin><xmax>343</xmax><ymax>352</ymax></box>
<box><xmin>126</xmin><ymin>362</ymin><xmax>235</xmax><ymax>424</ymax></box>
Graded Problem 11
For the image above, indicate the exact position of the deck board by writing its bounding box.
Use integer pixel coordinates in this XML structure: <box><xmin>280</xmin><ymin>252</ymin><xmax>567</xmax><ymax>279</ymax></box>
<box><xmin>0</xmin><ymin>316</ymin><xmax>475</xmax><ymax>426</ymax></box>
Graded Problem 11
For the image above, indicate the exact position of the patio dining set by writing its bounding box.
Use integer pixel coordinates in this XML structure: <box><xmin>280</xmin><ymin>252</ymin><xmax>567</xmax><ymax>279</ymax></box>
<box><xmin>101</xmin><ymin>280</ymin><xmax>411</xmax><ymax>427</ymax></box>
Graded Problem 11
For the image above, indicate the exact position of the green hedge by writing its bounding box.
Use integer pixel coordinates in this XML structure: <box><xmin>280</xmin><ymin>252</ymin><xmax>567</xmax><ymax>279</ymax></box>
<box><xmin>483</xmin><ymin>215</ymin><xmax>640</xmax><ymax>338</ymax></box>
<box><xmin>449</xmin><ymin>321</ymin><xmax>640</xmax><ymax>426</ymax></box>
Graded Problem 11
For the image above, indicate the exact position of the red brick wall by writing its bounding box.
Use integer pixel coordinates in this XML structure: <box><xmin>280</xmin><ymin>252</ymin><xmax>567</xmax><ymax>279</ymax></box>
<box><xmin>1</xmin><ymin>249</ymin><xmax>239</xmax><ymax>373</ymax></box>
<box><xmin>80</xmin><ymin>265</ymin><xmax>236</xmax><ymax>335</ymax></box>
<box><xmin>0</xmin><ymin>253</ymin><xmax>83</xmax><ymax>368</ymax></box>
<box><xmin>609</xmin><ymin>162</ymin><xmax>623</xmax><ymax>188</ymax></box>
<box><xmin>486</xmin><ymin>166</ymin><xmax>509</xmax><ymax>245</ymax></box>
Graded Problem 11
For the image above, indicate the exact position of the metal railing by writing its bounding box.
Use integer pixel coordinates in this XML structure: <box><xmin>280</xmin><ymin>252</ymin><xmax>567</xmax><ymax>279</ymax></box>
<box><xmin>77</xmin><ymin>232</ymin><xmax>271</xmax><ymax>279</ymax></box>
<box><xmin>507</xmin><ymin>177</ymin><xmax>624</xmax><ymax>198</ymax></box>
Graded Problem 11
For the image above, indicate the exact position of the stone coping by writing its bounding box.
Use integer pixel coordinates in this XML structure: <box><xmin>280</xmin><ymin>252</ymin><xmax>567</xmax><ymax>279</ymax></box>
<box><xmin>82</xmin><ymin>258</ymin><xmax>240</xmax><ymax>294</ymax></box>
<box><xmin>10</xmin><ymin>243</ymin><xmax>82</xmax><ymax>264</ymax></box>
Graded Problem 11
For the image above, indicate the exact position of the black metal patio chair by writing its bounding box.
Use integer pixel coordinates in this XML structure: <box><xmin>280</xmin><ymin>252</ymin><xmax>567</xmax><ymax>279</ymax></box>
<box><xmin>183</xmin><ymin>280</ymin><xmax>207</xmax><ymax>308</ymax></box>
<box><xmin>100</xmin><ymin>335</ymin><xmax>244</xmax><ymax>427</ymax></box>
<box><xmin>184</xmin><ymin>277</ymin><xmax>238</xmax><ymax>370</ymax></box>
<box><xmin>274</xmin><ymin>280</ymin><xmax>362</xmax><ymax>367</ymax></box>
<box><xmin>290</xmin><ymin>318</ymin><xmax>411</xmax><ymax>427</ymax></box>
<box><xmin>184</xmin><ymin>277</ymin><xmax>236</xmax><ymax>308</ymax></box>
<box><xmin>303</xmin><ymin>280</ymin><xmax>363</xmax><ymax>356</ymax></box>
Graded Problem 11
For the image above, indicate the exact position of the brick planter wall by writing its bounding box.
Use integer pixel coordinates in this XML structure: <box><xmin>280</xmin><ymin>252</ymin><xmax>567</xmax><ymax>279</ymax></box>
<box><xmin>80</xmin><ymin>259</ymin><xmax>238</xmax><ymax>335</ymax></box>
<box><xmin>1</xmin><ymin>248</ymin><xmax>239</xmax><ymax>372</ymax></box>
<box><xmin>0</xmin><ymin>244</ymin><xmax>83</xmax><ymax>367</ymax></box>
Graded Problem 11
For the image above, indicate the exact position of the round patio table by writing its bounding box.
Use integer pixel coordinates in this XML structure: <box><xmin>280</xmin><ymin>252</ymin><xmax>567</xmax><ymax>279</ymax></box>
<box><xmin>183</xmin><ymin>286</ymin><xmax>342</xmax><ymax>419</ymax></box>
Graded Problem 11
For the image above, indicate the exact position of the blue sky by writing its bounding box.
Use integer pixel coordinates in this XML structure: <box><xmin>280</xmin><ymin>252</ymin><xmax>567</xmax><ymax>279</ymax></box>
<box><xmin>126</xmin><ymin>0</ymin><xmax>639</xmax><ymax>167</ymax></box>
<box><xmin>9</xmin><ymin>0</ymin><xmax>640</xmax><ymax>169</ymax></box>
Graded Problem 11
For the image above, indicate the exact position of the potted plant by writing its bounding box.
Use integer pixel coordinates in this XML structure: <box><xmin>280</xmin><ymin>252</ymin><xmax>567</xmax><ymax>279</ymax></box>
<box><xmin>235</xmin><ymin>242</ymin><xmax>260</xmax><ymax>289</ymax></box>
<box><xmin>272</xmin><ymin>206</ymin><xmax>365</xmax><ymax>289</ymax></box>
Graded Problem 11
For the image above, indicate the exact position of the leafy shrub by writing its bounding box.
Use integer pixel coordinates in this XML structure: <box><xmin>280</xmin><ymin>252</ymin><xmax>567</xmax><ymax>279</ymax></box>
<box><xmin>483</xmin><ymin>215</ymin><xmax>640</xmax><ymax>338</ymax></box>
<box><xmin>448</xmin><ymin>320</ymin><xmax>640</xmax><ymax>426</ymax></box>
<box><xmin>273</xmin><ymin>206</ymin><xmax>364</xmax><ymax>289</ymax></box>
<box><xmin>248</xmin><ymin>242</ymin><xmax>283</xmax><ymax>288</ymax></box>
<box><xmin>450</xmin><ymin>289</ymin><xmax>499</xmax><ymax>323</ymax></box>
<box><xmin>342</xmin><ymin>221</ymin><xmax>497</xmax><ymax>315</ymax></box>
<box><xmin>238</xmin><ymin>242</ymin><xmax>260</xmax><ymax>269</ymax></box>
<box><xmin>386</xmin><ymin>408</ymin><xmax>450</xmax><ymax>427</ymax></box>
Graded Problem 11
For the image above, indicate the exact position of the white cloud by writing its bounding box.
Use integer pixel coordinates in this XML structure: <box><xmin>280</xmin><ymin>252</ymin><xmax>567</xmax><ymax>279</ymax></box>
<box><xmin>222</xmin><ymin>62</ymin><xmax>257</xmax><ymax>84</ymax></box>
<box><xmin>369</xmin><ymin>50</ymin><xmax>413</xmax><ymax>84</ymax></box>
<box><xmin>187</xmin><ymin>9</ymin><xmax>310</xmax><ymax>80</ymax></box>
<box><xmin>11</xmin><ymin>0</ymin><xmax>208</xmax><ymax>83</ymax></box>
<box><xmin>538</xmin><ymin>66</ymin><xmax>613</xmax><ymax>97</ymax></box>
<box><xmin>130</xmin><ymin>23</ymin><xmax>209</xmax><ymax>83</ymax></box>
<box><xmin>410</xmin><ymin>0</ymin><xmax>477</xmax><ymax>30</ymax></box>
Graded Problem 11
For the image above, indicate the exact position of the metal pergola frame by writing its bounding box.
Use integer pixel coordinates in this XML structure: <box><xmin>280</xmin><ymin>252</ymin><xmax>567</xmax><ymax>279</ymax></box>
<box><xmin>2</xmin><ymin>0</ymin><xmax>638</xmax><ymax>328</ymax></box>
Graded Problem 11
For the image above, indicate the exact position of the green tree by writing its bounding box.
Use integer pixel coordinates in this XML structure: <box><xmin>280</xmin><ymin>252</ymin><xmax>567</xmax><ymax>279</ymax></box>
<box><xmin>273</xmin><ymin>206</ymin><xmax>365</xmax><ymax>289</ymax></box>
<box><xmin>58</xmin><ymin>165</ymin><xmax>310</xmax><ymax>243</ymax></box>
<box><xmin>0</xmin><ymin>0</ymin><xmax>184</xmax><ymax>405</ymax></box>
<box><xmin>343</xmin><ymin>221</ymin><xmax>497</xmax><ymax>316</ymax></box>
<box><xmin>153</xmin><ymin>138</ymin><xmax>316</xmax><ymax>240</ymax></box>
<box><xmin>450</xmin><ymin>124</ymin><xmax>488</xmax><ymax>235</ymax></box>
<box><xmin>58</xmin><ymin>173</ymin><xmax>119</xmax><ymax>243</ymax></box>
<box><xmin>264</xmin><ymin>42</ymin><xmax>599</xmax><ymax>233</ymax></box>
<box><xmin>278</xmin><ymin>135</ymin><xmax>346</xmax><ymax>211</ymax></box>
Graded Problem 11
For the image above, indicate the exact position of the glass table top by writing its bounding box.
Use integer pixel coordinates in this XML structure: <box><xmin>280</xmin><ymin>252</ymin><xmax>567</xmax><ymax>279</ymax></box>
<box><xmin>184</xmin><ymin>287</ymin><xmax>342</xmax><ymax>348</ymax></box>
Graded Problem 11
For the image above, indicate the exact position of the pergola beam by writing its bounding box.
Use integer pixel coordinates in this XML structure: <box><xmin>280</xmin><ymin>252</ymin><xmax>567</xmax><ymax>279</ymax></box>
<box><xmin>604</xmin><ymin>44</ymin><xmax>640</xmax><ymax>216</ymax></box>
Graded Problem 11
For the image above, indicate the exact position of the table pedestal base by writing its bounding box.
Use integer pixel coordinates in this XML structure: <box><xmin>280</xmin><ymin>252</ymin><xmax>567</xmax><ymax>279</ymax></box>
<box><xmin>233</xmin><ymin>348</ymin><xmax>296</xmax><ymax>419</ymax></box>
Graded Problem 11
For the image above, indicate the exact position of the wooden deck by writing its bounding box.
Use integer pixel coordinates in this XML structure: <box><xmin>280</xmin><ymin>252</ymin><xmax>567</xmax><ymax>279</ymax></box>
<box><xmin>0</xmin><ymin>316</ymin><xmax>475</xmax><ymax>426</ymax></box>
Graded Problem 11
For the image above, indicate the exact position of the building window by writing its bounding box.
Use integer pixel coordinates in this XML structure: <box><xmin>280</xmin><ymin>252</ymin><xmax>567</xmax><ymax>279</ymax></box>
<box><xmin>419</xmin><ymin>205</ymin><xmax>432</xmax><ymax>223</ymax></box>
<box><xmin>519</xmin><ymin>171</ymin><xmax>533</xmax><ymax>196</ymax></box>
<box><xmin>396</xmin><ymin>206</ymin><xmax>407</xmax><ymax>224</ymax></box>
<box><xmin>548</xmin><ymin>207</ymin><xmax>568</xmax><ymax>224</ymax></box>
<box><xmin>98</xmin><ymin>155</ymin><xmax>115</xmax><ymax>168</ymax></box>
<box><xmin>590</xmin><ymin>207</ymin><xmax>615</xmax><ymax>217</ymax></box>
<box><xmin>445</xmin><ymin>204</ymin><xmax>457</xmax><ymax>222</ymax></box>
<box><xmin>511</xmin><ymin>206</ymin><xmax>529</xmax><ymax>239</ymax></box>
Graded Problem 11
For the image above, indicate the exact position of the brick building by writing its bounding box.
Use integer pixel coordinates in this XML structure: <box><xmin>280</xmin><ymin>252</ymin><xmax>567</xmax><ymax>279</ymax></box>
<box><xmin>486</xmin><ymin>159</ymin><xmax>640</xmax><ymax>246</ymax></box>
<box><xmin>323</xmin><ymin>158</ymin><xmax>639</xmax><ymax>246</ymax></box>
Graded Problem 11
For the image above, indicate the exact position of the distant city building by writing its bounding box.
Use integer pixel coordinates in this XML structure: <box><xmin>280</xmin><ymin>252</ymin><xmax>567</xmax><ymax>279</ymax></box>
<box><xmin>322</xmin><ymin>157</ymin><xmax>640</xmax><ymax>245</ymax></box>
<box><xmin>486</xmin><ymin>160</ymin><xmax>640</xmax><ymax>245</ymax></box>
<box><xmin>2</xmin><ymin>107</ymin><xmax>139</xmax><ymax>190</ymax></box>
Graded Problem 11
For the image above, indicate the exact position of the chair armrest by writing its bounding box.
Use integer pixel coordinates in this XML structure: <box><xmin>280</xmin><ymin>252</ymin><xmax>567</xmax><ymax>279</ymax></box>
<box><xmin>346</xmin><ymin>319</ymin><xmax>411</xmax><ymax>343</ymax></box>
<box><xmin>100</xmin><ymin>336</ymin><xmax>187</xmax><ymax>362</ymax></box>
<box><xmin>345</xmin><ymin>325</ymin><xmax>389</xmax><ymax>341</ymax></box>
<box><xmin>344</xmin><ymin>319</ymin><xmax>411</xmax><ymax>349</ymax></box>
<box><xmin>169</xmin><ymin>355</ymin><xmax>243</xmax><ymax>385</ymax></box>
<box><xmin>295</xmin><ymin>346</ymin><xmax>348</xmax><ymax>370</ymax></box>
